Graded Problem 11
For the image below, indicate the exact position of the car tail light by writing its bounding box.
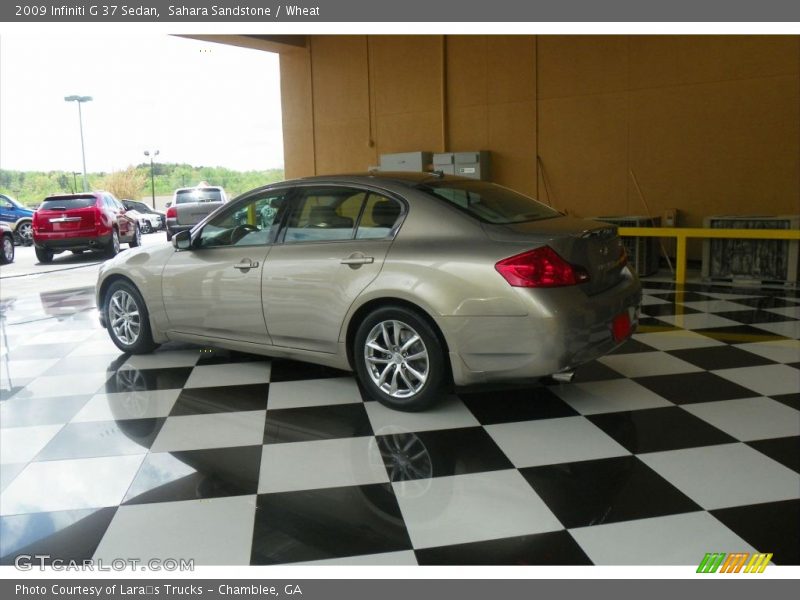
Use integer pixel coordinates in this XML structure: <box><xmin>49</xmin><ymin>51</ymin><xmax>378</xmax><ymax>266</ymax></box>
<box><xmin>166</xmin><ymin>206</ymin><xmax>177</xmax><ymax>219</ymax></box>
<box><xmin>495</xmin><ymin>246</ymin><xmax>590</xmax><ymax>288</ymax></box>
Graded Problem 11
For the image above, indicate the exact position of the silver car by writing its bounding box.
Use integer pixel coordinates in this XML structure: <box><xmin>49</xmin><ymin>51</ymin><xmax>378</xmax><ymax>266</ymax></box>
<box><xmin>97</xmin><ymin>173</ymin><xmax>641</xmax><ymax>411</ymax></box>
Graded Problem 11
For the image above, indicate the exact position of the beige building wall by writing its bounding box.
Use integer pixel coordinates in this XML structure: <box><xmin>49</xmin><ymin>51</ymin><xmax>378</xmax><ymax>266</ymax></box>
<box><xmin>278</xmin><ymin>35</ymin><xmax>800</xmax><ymax>249</ymax></box>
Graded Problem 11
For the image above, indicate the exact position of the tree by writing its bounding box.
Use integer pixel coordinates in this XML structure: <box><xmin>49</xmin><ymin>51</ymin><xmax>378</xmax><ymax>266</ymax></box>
<box><xmin>101</xmin><ymin>167</ymin><xmax>147</xmax><ymax>200</ymax></box>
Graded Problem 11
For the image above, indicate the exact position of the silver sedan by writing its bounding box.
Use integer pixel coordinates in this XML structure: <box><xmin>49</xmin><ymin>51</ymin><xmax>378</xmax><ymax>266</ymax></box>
<box><xmin>97</xmin><ymin>173</ymin><xmax>641</xmax><ymax>411</ymax></box>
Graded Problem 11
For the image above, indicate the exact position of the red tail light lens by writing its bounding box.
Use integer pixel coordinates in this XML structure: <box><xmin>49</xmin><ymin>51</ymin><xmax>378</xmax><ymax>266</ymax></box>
<box><xmin>166</xmin><ymin>206</ymin><xmax>177</xmax><ymax>219</ymax></box>
<box><xmin>495</xmin><ymin>246</ymin><xmax>590</xmax><ymax>288</ymax></box>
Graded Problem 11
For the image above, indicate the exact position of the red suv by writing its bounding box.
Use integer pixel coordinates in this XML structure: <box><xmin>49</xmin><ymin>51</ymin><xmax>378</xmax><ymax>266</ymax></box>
<box><xmin>32</xmin><ymin>191</ymin><xmax>141</xmax><ymax>263</ymax></box>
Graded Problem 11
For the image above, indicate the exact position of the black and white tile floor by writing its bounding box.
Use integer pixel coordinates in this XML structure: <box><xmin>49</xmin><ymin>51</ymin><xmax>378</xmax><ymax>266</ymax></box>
<box><xmin>0</xmin><ymin>283</ymin><xmax>798</xmax><ymax>566</ymax></box>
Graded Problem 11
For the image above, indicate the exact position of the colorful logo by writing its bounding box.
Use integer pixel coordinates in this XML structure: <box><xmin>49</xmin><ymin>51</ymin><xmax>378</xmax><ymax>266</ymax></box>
<box><xmin>697</xmin><ymin>552</ymin><xmax>773</xmax><ymax>573</ymax></box>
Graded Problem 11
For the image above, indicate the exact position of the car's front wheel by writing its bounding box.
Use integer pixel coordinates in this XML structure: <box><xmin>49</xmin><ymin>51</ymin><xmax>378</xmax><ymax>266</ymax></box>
<box><xmin>353</xmin><ymin>306</ymin><xmax>448</xmax><ymax>412</ymax></box>
<box><xmin>1</xmin><ymin>235</ymin><xmax>14</xmax><ymax>264</ymax></box>
<box><xmin>104</xmin><ymin>280</ymin><xmax>159</xmax><ymax>354</ymax></box>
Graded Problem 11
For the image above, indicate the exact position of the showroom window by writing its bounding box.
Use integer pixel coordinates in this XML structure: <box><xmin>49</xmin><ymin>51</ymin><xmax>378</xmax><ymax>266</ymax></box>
<box><xmin>197</xmin><ymin>191</ymin><xmax>287</xmax><ymax>248</ymax></box>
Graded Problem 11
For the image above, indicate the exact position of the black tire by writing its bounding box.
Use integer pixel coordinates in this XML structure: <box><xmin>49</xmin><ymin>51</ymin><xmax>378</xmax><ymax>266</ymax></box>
<box><xmin>103</xmin><ymin>280</ymin><xmax>159</xmax><ymax>354</ymax></box>
<box><xmin>353</xmin><ymin>305</ymin><xmax>448</xmax><ymax>412</ymax></box>
<box><xmin>35</xmin><ymin>247</ymin><xmax>53</xmax><ymax>263</ymax></box>
<box><xmin>106</xmin><ymin>228</ymin><xmax>120</xmax><ymax>258</ymax></box>
<box><xmin>130</xmin><ymin>225</ymin><xmax>141</xmax><ymax>248</ymax></box>
<box><xmin>14</xmin><ymin>221</ymin><xmax>33</xmax><ymax>246</ymax></box>
<box><xmin>1</xmin><ymin>234</ymin><xmax>14</xmax><ymax>264</ymax></box>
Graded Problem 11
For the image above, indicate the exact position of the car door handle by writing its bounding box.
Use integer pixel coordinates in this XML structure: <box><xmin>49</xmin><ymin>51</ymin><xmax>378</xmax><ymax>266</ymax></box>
<box><xmin>340</xmin><ymin>255</ymin><xmax>374</xmax><ymax>266</ymax></box>
<box><xmin>233</xmin><ymin>259</ymin><xmax>259</xmax><ymax>271</ymax></box>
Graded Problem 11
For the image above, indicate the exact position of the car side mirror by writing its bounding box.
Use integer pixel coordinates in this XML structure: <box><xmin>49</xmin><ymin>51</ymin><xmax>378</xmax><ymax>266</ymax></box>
<box><xmin>173</xmin><ymin>229</ymin><xmax>193</xmax><ymax>250</ymax></box>
<box><xmin>165</xmin><ymin>201</ymin><xmax>172</xmax><ymax>208</ymax></box>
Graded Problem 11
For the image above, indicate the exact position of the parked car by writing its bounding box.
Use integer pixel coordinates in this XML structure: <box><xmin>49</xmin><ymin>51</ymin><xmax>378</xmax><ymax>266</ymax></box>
<box><xmin>0</xmin><ymin>223</ymin><xmax>14</xmax><ymax>264</ymax></box>
<box><xmin>165</xmin><ymin>185</ymin><xmax>227</xmax><ymax>241</ymax></box>
<box><xmin>33</xmin><ymin>191</ymin><xmax>141</xmax><ymax>263</ymax></box>
<box><xmin>123</xmin><ymin>208</ymin><xmax>162</xmax><ymax>234</ymax></box>
<box><xmin>121</xmin><ymin>199</ymin><xmax>165</xmax><ymax>232</ymax></box>
<box><xmin>96</xmin><ymin>173</ymin><xmax>641</xmax><ymax>412</ymax></box>
<box><xmin>0</xmin><ymin>194</ymin><xmax>34</xmax><ymax>245</ymax></box>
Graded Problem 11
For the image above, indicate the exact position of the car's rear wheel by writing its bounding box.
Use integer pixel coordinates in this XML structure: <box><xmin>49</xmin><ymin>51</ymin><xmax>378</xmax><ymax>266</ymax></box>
<box><xmin>354</xmin><ymin>306</ymin><xmax>447</xmax><ymax>412</ymax></box>
<box><xmin>106</xmin><ymin>229</ymin><xmax>120</xmax><ymax>257</ymax></box>
<box><xmin>14</xmin><ymin>221</ymin><xmax>33</xmax><ymax>246</ymax></box>
<box><xmin>35</xmin><ymin>247</ymin><xmax>53</xmax><ymax>263</ymax></box>
<box><xmin>130</xmin><ymin>225</ymin><xmax>141</xmax><ymax>248</ymax></box>
<box><xmin>104</xmin><ymin>280</ymin><xmax>159</xmax><ymax>354</ymax></box>
<box><xmin>1</xmin><ymin>235</ymin><xmax>14</xmax><ymax>264</ymax></box>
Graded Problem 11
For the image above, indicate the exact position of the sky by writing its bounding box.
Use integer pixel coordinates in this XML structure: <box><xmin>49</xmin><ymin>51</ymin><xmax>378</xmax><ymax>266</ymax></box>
<box><xmin>0</xmin><ymin>34</ymin><xmax>284</xmax><ymax>173</ymax></box>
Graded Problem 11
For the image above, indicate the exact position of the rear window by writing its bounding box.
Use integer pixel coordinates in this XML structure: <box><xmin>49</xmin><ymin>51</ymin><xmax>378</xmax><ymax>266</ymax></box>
<box><xmin>417</xmin><ymin>180</ymin><xmax>559</xmax><ymax>224</ymax></box>
<box><xmin>175</xmin><ymin>188</ymin><xmax>223</xmax><ymax>204</ymax></box>
<box><xmin>39</xmin><ymin>196</ymin><xmax>97</xmax><ymax>210</ymax></box>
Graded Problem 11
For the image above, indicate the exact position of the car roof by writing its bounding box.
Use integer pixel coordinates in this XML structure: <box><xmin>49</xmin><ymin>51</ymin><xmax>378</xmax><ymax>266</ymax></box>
<box><xmin>174</xmin><ymin>186</ymin><xmax>224</xmax><ymax>193</ymax></box>
<box><xmin>275</xmin><ymin>171</ymin><xmax>481</xmax><ymax>190</ymax></box>
<box><xmin>42</xmin><ymin>192</ymin><xmax>103</xmax><ymax>200</ymax></box>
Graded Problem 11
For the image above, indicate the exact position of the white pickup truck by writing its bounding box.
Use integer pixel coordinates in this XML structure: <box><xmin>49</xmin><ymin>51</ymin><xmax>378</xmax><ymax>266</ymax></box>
<box><xmin>165</xmin><ymin>185</ymin><xmax>228</xmax><ymax>241</ymax></box>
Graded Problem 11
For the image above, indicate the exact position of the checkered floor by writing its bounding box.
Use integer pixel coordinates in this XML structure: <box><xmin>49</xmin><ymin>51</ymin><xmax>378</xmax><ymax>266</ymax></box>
<box><xmin>0</xmin><ymin>283</ymin><xmax>798</xmax><ymax>566</ymax></box>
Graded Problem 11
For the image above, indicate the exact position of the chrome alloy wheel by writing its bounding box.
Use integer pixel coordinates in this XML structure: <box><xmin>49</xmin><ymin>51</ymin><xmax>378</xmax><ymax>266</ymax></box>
<box><xmin>2</xmin><ymin>236</ymin><xmax>13</xmax><ymax>261</ymax></box>
<box><xmin>108</xmin><ymin>289</ymin><xmax>141</xmax><ymax>345</ymax></box>
<box><xmin>364</xmin><ymin>320</ymin><xmax>429</xmax><ymax>399</ymax></box>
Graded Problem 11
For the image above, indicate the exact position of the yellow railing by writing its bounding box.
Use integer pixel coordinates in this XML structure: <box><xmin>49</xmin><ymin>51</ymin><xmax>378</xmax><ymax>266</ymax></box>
<box><xmin>616</xmin><ymin>227</ymin><xmax>800</xmax><ymax>285</ymax></box>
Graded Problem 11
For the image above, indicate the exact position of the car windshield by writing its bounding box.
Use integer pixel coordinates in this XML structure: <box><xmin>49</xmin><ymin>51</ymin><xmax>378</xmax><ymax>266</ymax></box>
<box><xmin>175</xmin><ymin>188</ymin><xmax>223</xmax><ymax>204</ymax></box>
<box><xmin>39</xmin><ymin>196</ymin><xmax>96</xmax><ymax>210</ymax></box>
<box><xmin>417</xmin><ymin>180</ymin><xmax>559</xmax><ymax>224</ymax></box>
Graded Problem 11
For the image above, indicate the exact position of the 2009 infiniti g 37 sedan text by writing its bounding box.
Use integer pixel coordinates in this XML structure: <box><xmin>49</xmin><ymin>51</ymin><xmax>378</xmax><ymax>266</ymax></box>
<box><xmin>97</xmin><ymin>172</ymin><xmax>642</xmax><ymax>411</ymax></box>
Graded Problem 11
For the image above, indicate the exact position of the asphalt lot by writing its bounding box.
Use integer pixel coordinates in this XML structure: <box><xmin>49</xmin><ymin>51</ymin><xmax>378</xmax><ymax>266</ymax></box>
<box><xmin>0</xmin><ymin>231</ymin><xmax>168</xmax><ymax>299</ymax></box>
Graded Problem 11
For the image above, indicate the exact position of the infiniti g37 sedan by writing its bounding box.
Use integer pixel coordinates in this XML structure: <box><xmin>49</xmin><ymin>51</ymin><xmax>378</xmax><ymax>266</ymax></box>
<box><xmin>96</xmin><ymin>173</ymin><xmax>641</xmax><ymax>411</ymax></box>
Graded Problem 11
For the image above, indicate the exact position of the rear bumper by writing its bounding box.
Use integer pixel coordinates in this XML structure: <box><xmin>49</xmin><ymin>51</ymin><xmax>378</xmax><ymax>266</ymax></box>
<box><xmin>440</xmin><ymin>270</ymin><xmax>642</xmax><ymax>386</ymax></box>
<box><xmin>166</xmin><ymin>220</ymin><xmax>192</xmax><ymax>236</ymax></box>
<box><xmin>34</xmin><ymin>233</ymin><xmax>110</xmax><ymax>252</ymax></box>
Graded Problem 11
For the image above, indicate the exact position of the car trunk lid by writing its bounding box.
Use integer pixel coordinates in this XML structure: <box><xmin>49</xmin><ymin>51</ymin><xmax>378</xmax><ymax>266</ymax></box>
<box><xmin>482</xmin><ymin>216</ymin><xmax>628</xmax><ymax>295</ymax></box>
<box><xmin>36</xmin><ymin>196</ymin><xmax>98</xmax><ymax>233</ymax></box>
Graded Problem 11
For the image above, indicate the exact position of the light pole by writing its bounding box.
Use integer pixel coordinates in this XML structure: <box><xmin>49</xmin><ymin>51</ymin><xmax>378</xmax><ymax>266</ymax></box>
<box><xmin>144</xmin><ymin>150</ymin><xmax>159</xmax><ymax>209</ymax></box>
<box><xmin>64</xmin><ymin>95</ymin><xmax>92</xmax><ymax>191</ymax></box>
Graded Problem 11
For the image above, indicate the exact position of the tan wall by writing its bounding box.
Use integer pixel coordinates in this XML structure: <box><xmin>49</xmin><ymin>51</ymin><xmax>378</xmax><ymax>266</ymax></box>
<box><xmin>279</xmin><ymin>35</ymin><xmax>800</xmax><ymax>252</ymax></box>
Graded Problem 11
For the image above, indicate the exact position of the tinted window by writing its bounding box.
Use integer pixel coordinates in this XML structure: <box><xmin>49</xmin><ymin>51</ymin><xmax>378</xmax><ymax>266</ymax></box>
<box><xmin>124</xmin><ymin>201</ymin><xmax>150</xmax><ymax>212</ymax></box>
<box><xmin>40</xmin><ymin>196</ymin><xmax>97</xmax><ymax>210</ymax></box>
<box><xmin>356</xmin><ymin>194</ymin><xmax>402</xmax><ymax>240</ymax></box>
<box><xmin>418</xmin><ymin>180</ymin><xmax>559</xmax><ymax>224</ymax></box>
<box><xmin>198</xmin><ymin>192</ymin><xmax>287</xmax><ymax>248</ymax></box>
<box><xmin>175</xmin><ymin>188</ymin><xmax>223</xmax><ymax>204</ymax></box>
<box><xmin>284</xmin><ymin>187</ymin><xmax>364</xmax><ymax>243</ymax></box>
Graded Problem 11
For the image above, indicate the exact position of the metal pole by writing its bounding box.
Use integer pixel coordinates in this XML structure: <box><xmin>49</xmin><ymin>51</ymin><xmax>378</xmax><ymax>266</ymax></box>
<box><xmin>77</xmin><ymin>101</ymin><xmax>88</xmax><ymax>191</ymax></box>
<box><xmin>150</xmin><ymin>156</ymin><xmax>156</xmax><ymax>209</ymax></box>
